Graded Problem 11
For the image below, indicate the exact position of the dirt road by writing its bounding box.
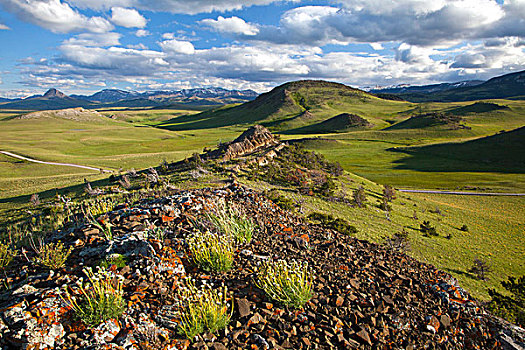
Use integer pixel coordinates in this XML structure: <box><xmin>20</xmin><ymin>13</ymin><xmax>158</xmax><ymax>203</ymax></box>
<box><xmin>1</xmin><ymin>151</ymin><xmax>112</xmax><ymax>173</ymax></box>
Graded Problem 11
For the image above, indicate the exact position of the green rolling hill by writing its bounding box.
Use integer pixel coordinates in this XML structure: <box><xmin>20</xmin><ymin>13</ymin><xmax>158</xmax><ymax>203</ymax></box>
<box><xmin>160</xmin><ymin>80</ymin><xmax>413</xmax><ymax>132</ymax></box>
<box><xmin>286</xmin><ymin>113</ymin><xmax>373</xmax><ymax>134</ymax></box>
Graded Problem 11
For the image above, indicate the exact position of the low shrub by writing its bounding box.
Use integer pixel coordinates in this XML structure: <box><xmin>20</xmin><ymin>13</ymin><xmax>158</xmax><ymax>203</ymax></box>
<box><xmin>469</xmin><ymin>258</ymin><xmax>492</xmax><ymax>280</ymax></box>
<box><xmin>187</xmin><ymin>232</ymin><xmax>235</xmax><ymax>272</ymax></box>
<box><xmin>266</xmin><ymin>191</ymin><xmax>295</xmax><ymax>212</ymax></box>
<box><xmin>382</xmin><ymin>185</ymin><xmax>396</xmax><ymax>202</ymax></box>
<box><xmin>420</xmin><ymin>220</ymin><xmax>438</xmax><ymax>236</ymax></box>
<box><xmin>62</xmin><ymin>267</ymin><xmax>125</xmax><ymax>327</ymax></box>
<box><xmin>35</xmin><ymin>242</ymin><xmax>72</xmax><ymax>270</ymax></box>
<box><xmin>385</xmin><ymin>228</ymin><xmax>410</xmax><ymax>252</ymax></box>
<box><xmin>256</xmin><ymin>259</ymin><xmax>313</xmax><ymax>308</ymax></box>
<box><xmin>352</xmin><ymin>186</ymin><xmax>367</xmax><ymax>208</ymax></box>
<box><xmin>307</xmin><ymin>212</ymin><xmax>357</xmax><ymax>235</ymax></box>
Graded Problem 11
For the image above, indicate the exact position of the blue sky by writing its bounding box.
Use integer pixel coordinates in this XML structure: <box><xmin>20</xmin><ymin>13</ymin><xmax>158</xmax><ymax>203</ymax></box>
<box><xmin>0</xmin><ymin>0</ymin><xmax>524</xmax><ymax>97</ymax></box>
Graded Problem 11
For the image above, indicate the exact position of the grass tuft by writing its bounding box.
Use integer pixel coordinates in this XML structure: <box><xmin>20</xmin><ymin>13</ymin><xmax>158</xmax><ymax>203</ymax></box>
<box><xmin>207</xmin><ymin>200</ymin><xmax>256</xmax><ymax>244</ymax></box>
<box><xmin>176</xmin><ymin>278</ymin><xmax>232</xmax><ymax>339</ymax></box>
<box><xmin>83</xmin><ymin>197</ymin><xmax>117</xmax><ymax>218</ymax></box>
<box><xmin>62</xmin><ymin>266</ymin><xmax>125</xmax><ymax>327</ymax></box>
<box><xmin>187</xmin><ymin>231</ymin><xmax>235</xmax><ymax>272</ymax></box>
<box><xmin>0</xmin><ymin>242</ymin><xmax>15</xmax><ymax>269</ymax></box>
<box><xmin>35</xmin><ymin>241</ymin><xmax>72</xmax><ymax>270</ymax></box>
<box><xmin>256</xmin><ymin>259</ymin><xmax>313</xmax><ymax>308</ymax></box>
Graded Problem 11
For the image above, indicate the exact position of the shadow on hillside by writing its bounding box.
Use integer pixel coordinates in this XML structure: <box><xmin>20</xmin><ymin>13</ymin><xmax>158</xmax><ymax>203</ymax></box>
<box><xmin>389</xmin><ymin>127</ymin><xmax>525</xmax><ymax>174</ymax></box>
<box><xmin>443</xmin><ymin>267</ymin><xmax>476</xmax><ymax>280</ymax></box>
<box><xmin>0</xmin><ymin>178</ymin><xmax>111</xmax><ymax>205</ymax></box>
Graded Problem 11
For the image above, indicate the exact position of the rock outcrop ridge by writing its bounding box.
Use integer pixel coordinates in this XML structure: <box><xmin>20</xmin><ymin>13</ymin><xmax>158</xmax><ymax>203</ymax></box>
<box><xmin>221</xmin><ymin>125</ymin><xmax>280</xmax><ymax>161</ymax></box>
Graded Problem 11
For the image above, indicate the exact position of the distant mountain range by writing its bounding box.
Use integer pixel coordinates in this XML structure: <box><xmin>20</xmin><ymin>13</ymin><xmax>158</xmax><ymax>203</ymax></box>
<box><xmin>70</xmin><ymin>87</ymin><xmax>258</xmax><ymax>103</ymax></box>
<box><xmin>0</xmin><ymin>87</ymin><xmax>258</xmax><ymax>110</ymax></box>
<box><xmin>371</xmin><ymin>70</ymin><xmax>525</xmax><ymax>102</ymax></box>
<box><xmin>370</xmin><ymin>80</ymin><xmax>484</xmax><ymax>94</ymax></box>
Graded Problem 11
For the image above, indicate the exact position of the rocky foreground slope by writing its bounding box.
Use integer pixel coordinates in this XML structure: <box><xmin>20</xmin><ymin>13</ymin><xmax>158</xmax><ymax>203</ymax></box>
<box><xmin>0</xmin><ymin>126</ymin><xmax>523</xmax><ymax>349</ymax></box>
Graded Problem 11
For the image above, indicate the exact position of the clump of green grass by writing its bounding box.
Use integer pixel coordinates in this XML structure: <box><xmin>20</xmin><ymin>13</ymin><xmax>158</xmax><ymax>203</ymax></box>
<box><xmin>0</xmin><ymin>242</ymin><xmax>15</xmax><ymax>269</ymax></box>
<box><xmin>187</xmin><ymin>231</ymin><xmax>235</xmax><ymax>272</ymax></box>
<box><xmin>83</xmin><ymin>197</ymin><xmax>117</xmax><ymax>218</ymax></box>
<box><xmin>62</xmin><ymin>266</ymin><xmax>125</xmax><ymax>327</ymax></box>
<box><xmin>256</xmin><ymin>259</ymin><xmax>313</xmax><ymax>308</ymax></box>
<box><xmin>176</xmin><ymin>278</ymin><xmax>232</xmax><ymax>339</ymax></box>
<box><xmin>207</xmin><ymin>200</ymin><xmax>256</xmax><ymax>244</ymax></box>
<box><xmin>35</xmin><ymin>242</ymin><xmax>72</xmax><ymax>270</ymax></box>
<box><xmin>99</xmin><ymin>254</ymin><xmax>128</xmax><ymax>269</ymax></box>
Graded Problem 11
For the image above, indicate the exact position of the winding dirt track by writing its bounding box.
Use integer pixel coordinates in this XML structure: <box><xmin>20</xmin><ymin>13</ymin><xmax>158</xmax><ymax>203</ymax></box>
<box><xmin>399</xmin><ymin>189</ymin><xmax>525</xmax><ymax>196</ymax></box>
<box><xmin>1</xmin><ymin>151</ymin><xmax>112</xmax><ymax>173</ymax></box>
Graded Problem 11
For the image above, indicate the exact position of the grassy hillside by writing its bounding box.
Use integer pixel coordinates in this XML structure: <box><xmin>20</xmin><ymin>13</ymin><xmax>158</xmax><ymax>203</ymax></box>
<box><xmin>386</xmin><ymin>112</ymin><xmax>465</xmax><ymax>130</ymax></box>
<box><xmin>1</xmin><ymin>134</ymin><xmax>523</xmax><ymax>302</ymax></box>
<box><xmin>160</xmin><ymin>80</ymin><xmax>413</xmax><ymax>132</ymax></box>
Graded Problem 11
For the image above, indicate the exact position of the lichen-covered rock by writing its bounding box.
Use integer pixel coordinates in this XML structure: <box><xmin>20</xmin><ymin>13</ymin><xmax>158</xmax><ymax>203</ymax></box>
<box><xmin>92</xmin><ymin>319</ymin><xmax>121</xmax><ymax>344</ymax></box>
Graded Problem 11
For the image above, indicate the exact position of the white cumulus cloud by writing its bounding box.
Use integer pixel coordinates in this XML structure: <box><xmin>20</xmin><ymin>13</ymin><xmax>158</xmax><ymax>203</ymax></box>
<box><xmin>200</xmin><ymin>16</ymin><xmax>259</xmax><ymax>36</ymax></box>
<box><xmin>0</xmin><ymin>23</ymin><xmax>10</xmax><ymax>30</ymax></box>
<box><xmin>159</xmin><ymin>39</ymin><xmax>195</xmax><ymax>55</ymax></box>
<box><xmin>135</xmin><ymin>29</ymin><xmax>149</xmax><ymax>37</ymax></box>
<box><xmin>1</xmin><ymin>0</ymin><xmax>113</xmax><ymax>33</ymax></box>
<box><xmin>110</xmin><ymin>7</ymin><xmax>147</xmax><ymax>28</ymax></box>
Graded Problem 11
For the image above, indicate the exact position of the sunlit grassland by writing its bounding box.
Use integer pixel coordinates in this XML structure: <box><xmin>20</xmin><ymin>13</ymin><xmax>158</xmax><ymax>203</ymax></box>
<box><xmin>0</xmin><ymin>112</ymin><xmax>242</xmax><ymax>202</ymax></box>
<box><xmin>96</xmin><ymin>108</ymin><xmax>202</xmax><ymax>125</ymax></box>
<box><xmin>406</xmin><ymin>193</ymin><xmax>525</xmax><ymax>300</ymax></box>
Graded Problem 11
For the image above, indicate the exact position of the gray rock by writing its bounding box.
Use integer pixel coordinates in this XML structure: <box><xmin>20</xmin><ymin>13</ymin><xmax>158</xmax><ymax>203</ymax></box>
<box><xmin>236</xmin><ymin>298</ymin><xmax>252</xmax><ymax>318</ymax></box>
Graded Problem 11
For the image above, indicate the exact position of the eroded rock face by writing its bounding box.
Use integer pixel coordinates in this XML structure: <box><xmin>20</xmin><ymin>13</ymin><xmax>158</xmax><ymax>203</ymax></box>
<box><xmin>221</xmin><ymin>125</ymin><xmax>280</xmax><ymax>161</ymax></box>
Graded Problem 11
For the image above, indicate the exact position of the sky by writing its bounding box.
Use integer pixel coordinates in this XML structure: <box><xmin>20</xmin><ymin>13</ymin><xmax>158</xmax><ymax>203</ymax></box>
<box><xmin>0</xmin><ymin>0</ymin><xmax>524</xmax><ymax>98</ymax></box>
